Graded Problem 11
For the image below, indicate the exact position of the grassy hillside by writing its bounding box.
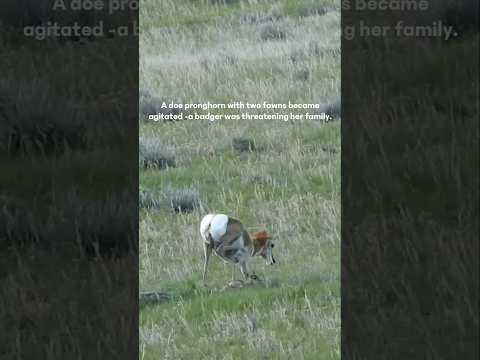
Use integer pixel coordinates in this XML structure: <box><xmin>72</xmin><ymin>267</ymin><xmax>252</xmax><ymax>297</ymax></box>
<box><xmin>139</xmin><ymin>1</ymin><xmax>340</xmax><ymax>359</ymax></box>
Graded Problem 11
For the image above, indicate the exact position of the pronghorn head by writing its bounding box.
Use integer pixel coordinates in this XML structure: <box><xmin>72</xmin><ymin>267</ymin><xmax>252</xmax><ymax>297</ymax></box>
<box><xmin>252</xmin><ymin>231</ymin><xmax>275</xmax><ymax>265</ymax></box>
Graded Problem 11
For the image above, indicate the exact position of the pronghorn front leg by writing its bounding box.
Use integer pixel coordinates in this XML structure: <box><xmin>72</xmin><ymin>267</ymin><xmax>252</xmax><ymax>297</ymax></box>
<box><xmin>240</xmin><ymin>262</ymin><xmax>259</xmax><ymax>281</ymax></box>
<box><xmin>231</xmin><ymin>264</ymin><xmax>236</xmax><ymax>281</ymax></box>
<box><xmin>203</xmin><ymin>242</ymin><xmax>213</xmax><ymax>286</ymax></box>
<box><xmin>239</xmin><ymin>262</ymin><xmax>249</xmax><ymax>280</ymax></box>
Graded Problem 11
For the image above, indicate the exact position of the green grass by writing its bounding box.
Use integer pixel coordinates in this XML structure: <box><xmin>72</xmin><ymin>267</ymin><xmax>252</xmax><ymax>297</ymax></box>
<box><xmin>141</xmin><ymin>282</ymin><xmax>338</xmax><ymax>359</ymax></box>
<box><xmin>141</xmin><ymin>0</ymin><xmax>337</xmax><ymax>30</ymax></box>
<box><xmin>140</xmin><ymin>1</ymin><xmax>340</xmax><ymax>358</ymax></box>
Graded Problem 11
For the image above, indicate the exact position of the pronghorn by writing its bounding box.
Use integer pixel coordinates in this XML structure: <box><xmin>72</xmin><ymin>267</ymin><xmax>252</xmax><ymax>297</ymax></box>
<box><xmin>200</xmin><ymin>213</ymin><xmax>275</xmax><ymax>285</ymax></box>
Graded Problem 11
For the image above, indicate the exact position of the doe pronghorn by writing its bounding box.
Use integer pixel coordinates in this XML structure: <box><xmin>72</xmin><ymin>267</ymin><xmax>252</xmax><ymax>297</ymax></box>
<box><xmin>200</xmin><ymin>214</ymin><xmax>275</xmax><ymax>285</ymax></box>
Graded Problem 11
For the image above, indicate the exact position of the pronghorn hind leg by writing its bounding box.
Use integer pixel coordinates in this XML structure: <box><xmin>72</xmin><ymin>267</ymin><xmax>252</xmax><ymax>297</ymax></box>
<box><xmin>203</xmin><ymin>242</ymin><xmax>213</xmax><ymax>286</ymax></box>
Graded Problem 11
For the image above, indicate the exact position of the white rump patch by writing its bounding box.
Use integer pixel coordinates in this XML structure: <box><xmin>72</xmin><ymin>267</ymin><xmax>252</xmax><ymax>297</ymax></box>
<box><xmin>200</xmin><ymin>214</ymin><xmax>215</xmax><ymax>242</ymax></box>
<box><xmin>209</xmin><ymin>214</ymin><xmax>229</xmax><ymax>242</ymax></box>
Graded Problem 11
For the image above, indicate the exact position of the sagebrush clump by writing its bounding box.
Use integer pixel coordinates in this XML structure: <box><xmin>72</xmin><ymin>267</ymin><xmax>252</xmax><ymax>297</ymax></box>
<box><xmin>71</xmin><ymin>195</ymin><xmax>137</xmax><ymax>257</ymax></box>
<box><xmin>259</xmin><ymin>23</ymin><xmax>287</xmax><ymax>41</ymax></box>
<box><xmin>163</xmin><ymin>186</ymin><xmax>201</xmax><ymax>213</ymax></box>
<box><xmin>298</xmin><ymin>4</ymin><xmax>336</xmax><ymax>17</ymax></box>
<box><xmin>140</xmin><ymin>187</ymin><xmax>164</xmax><ymax>211</ymax></box>
<box><xmin>0</xmin><ymin>78</ymin><xmax>88</xmax><ymax>156</ymax></box>
<box><xmin>209</xmin><ymin>0</ymin><xmax>239</xmax><ymax>5</ymax></box>
<box><xmin>139</xmin><ymin>137</ymin><xmax>176</xmax><ymax>169</ymax></box>
<box><xmin>139</xmin><ymin>89</ymin><xmax>186</xmax><ymax>122</ymax></box>
<box><xmin>316</xmin><ymin>98</ymin><xmax>341</xmax><ymax>120</ymax></box>
<box><xmin>237</xmin><ymin>9</ymin><xmax>283</xmax><ymax>25</ymax></box>
<box><xmin>232</xmin><ymin>137</ymin><xmax>256</xmax><ymax>152</ymax></box>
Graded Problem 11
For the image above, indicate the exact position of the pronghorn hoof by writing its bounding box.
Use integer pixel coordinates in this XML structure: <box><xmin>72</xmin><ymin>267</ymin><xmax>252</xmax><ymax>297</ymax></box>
<box><xmin>250</xmin><ymin>274</ymin><xmax>259</xmax><ymax>280</ymax></box>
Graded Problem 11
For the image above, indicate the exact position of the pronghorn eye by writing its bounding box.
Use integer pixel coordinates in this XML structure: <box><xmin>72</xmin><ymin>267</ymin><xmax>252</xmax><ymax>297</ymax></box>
<box><xmin>271</xmin><ymin>243</ymin><xmax>274</xmax><ymax>248</ymax></box>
